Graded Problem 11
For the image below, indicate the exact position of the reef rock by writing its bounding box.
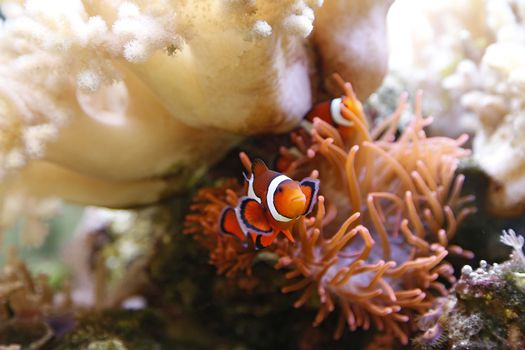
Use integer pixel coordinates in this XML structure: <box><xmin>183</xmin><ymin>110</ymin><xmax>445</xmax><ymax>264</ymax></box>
<box><xmin>414</xmin><ymin>230</ymin><xmax>525</xmax><ymax>350</ymax></box>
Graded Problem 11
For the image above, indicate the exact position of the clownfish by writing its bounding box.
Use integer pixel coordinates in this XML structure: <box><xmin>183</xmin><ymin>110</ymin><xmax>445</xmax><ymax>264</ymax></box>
<box><xmin>219</xmin><ymin>159</ymin><xmax>320</xmax><ymax>249</ymax></box>
<box><xmin>274</xmin><ymin>96</ymin><xmax>364</xmax><ymax>172</ymax></box>
<box><xmin>304</xmin><ymin>95</ymin><xmax>364</xmax><ymax>130</ymax></box>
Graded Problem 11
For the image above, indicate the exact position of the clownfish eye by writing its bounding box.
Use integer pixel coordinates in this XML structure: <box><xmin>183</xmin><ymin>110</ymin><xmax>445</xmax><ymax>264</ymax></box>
<box><xmin>277</xmin><ymin>187</ymin><xmax>283</xmax><ymax>193</ymax></box>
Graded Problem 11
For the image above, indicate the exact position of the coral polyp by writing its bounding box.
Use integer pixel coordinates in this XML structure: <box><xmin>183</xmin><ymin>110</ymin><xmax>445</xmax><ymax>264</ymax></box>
<box><xmin>185</xmin><ymin>80</ymin><xmax>475</xmax><ymax>344</ymax></box>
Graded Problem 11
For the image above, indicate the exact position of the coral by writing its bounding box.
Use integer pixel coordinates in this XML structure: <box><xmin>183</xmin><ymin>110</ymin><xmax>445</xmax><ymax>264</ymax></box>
<box><xmin>414</xmin><ymin>231</ymin><xmax>525</xmax><ymax>350</ymax></box>
<box><xmin>0</xmin><ymin>0</ymin><xmax>394</xmax><ymax>209</ymax></box>
<box><xmin>501</xmin><ymin>229</ymin><xmax>525</xmax><ymax>264</ymax></box>
<box><xmin>63</xmin><ymin>205</ymin><xmax>172</xmax><ymax>309</ymax></box>
<box><xmin>0</xmin><ymin>188</ymin><xmax>62</xmax><ymax>247</ymax></box>
<box><xmin>0</xmin><ymin>250</ymin><xmax>71</xmax><ymax>349</ymax></box>
<box><xmin>186</xmin><ymin>80</ymin><xmax>475</xmax><ymax>344</ymax></box>
<box><xmin>313</xmin><ymin>0</ymin><xmax>394</xmax><ymax>100</ymax></box>
<box><xmin>468</xmin><ymin>0</ymin><xmax>525</xmax><ymax>216</ymax></box>
<box><xmin>0</xmin><ymin>241</ymin><xmax>167</xmax><ymax>349</ymax></box>
<box><xmin>51</xmin><ymin>309</ymin><xmax>167</xmax><ymax>350</ymax></box>
<box><xmin>388</xmin><ymin>0</ymin><xmax>525</xmax><ymax>216</ymax></box>
<box><xmin>15</xmin><ymin>202</ymin><xmax>238</xmax><ymax>348</ymax></box>
<box><xmin>0</xmin><ymin>3</ymin><xmax>509</xmax><ymax>349</ymax></box>
<box><xmin>0</xmin><ymin>250</ymin><xmax>56</xmax><ymax>320</ymax></box>
<box><xmin>387</xmin><ymin>0</ymin><xmax>491</xmax><ymax>138</ymax></box>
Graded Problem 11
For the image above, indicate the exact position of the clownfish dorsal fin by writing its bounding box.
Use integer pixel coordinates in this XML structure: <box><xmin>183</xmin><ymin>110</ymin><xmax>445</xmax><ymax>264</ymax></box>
<box><xmin>252</xmin><ymin>158</ymin><xmax>269</xmax><ymax>177</ymax></box>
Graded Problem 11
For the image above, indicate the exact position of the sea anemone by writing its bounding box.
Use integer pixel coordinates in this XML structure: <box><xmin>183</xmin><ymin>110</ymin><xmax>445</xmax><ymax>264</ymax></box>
<box><xmin>185</xmin><ymin>179</ymin><xmax>259</xmax><ymax>280</ymax></box>
<box><xmin>185</xmin><ymin>79</ymin><xmax>475</xmax><ymax>344</ymax></box>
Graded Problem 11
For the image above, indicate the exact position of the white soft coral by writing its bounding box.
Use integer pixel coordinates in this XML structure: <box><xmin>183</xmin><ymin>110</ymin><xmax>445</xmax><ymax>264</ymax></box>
<box><xmin>0</xmin><ymin>0</ymin><xmax>392</xmax><ymax>210</ymax></box>
<box><xmin>388</xmin><ymin>0</ymin><xmax>525</xmax><ymax>216</ymax></box>
<box><xmin>501</xmin><ymin>229</ymin><xmax>525</xmax><ymax>264</ymax></box>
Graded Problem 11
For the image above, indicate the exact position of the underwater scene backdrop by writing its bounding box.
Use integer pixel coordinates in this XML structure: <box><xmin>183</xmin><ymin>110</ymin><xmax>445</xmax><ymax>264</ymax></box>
<box><xmin>0</xmin><ymin>0</ymin><xmax>524</xmax><ymax>349</ymax></box>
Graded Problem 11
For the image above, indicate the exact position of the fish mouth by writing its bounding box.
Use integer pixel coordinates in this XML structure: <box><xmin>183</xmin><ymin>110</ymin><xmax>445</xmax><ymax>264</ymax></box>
<box><xmin>290</xmin><ymin>195</ymin><xmax>306</xmax><ymax>203</ymax></box>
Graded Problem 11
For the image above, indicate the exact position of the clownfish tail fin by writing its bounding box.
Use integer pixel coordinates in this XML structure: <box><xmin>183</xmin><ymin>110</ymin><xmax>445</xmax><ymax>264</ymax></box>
<box><xmin>219</xmin><ymin>207</ymin><xmax>247</xmax><ymax>241</ymax></box>
<box><xmin>300</xmin><ymin>178</ymin><xmax>320</xmax><ymax>215</ymax></box>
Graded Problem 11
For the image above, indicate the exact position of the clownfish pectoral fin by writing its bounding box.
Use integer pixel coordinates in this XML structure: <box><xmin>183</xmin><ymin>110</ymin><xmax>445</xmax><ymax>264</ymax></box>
<box><xmin>251</xmin><ymin>231</ymin><xmax>279</xmax><ymax>250</ymax></box>
<box><xmin>251</xmin><ymin>158</ymin><xmax>269</xmax><ymax>177</ymax></box>
<box><xmin>281</xmin><ymin>229</ymin><xmax>295</xmax><ymax>243</ymax></box>
<box><xmin>219</xmin><ymin>207</ymin><xmax>246</xmax><ymax>241</ymax></box>
<box><xmin>237</xmin><ymin>197</ymin><xmax>272</xmax><ymax>235</ymax></box>
<box><xmin>300</xmin><ymin>178</ymin><xmax>320</xmax><ymax>215</ymax></box>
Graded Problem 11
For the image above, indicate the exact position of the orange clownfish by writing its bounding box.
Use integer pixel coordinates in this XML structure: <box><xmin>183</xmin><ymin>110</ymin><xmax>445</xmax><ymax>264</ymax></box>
<box><xmin>304</xmin><ymin>95</ymin><xmax>363</xmax><ymax>130</ymax></box>
<box><xmin>219</xmin><ymin>159</ymin><xmax>320</xmax><ymax>249</ymax></box>
<box><xmin>274</xmin><ymin>96</ymin><xmax>363</xmax><ymax>172</ymax></box>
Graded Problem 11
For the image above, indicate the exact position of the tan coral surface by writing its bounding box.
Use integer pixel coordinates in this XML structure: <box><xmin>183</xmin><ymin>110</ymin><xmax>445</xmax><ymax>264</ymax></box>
<box><xmin>0</xmin><ymin>0</ymin><xmax>393</xmax><ymax>209</ymax></box>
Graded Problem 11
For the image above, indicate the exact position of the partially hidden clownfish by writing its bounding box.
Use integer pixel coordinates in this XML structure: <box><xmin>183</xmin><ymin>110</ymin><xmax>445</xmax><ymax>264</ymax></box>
<box><xmin>304</xmin><ymin>95</ymin><xmax>364</xmax><ymax>131</ymax></box>
<box><xmin>274</xmin><ymin>94</ymin><xmax>364</xmax><ymax>172</ymax></box>
<box><xmin>219</xmin><ymin>158</ymin><xmax>320</xmax><ymax>249</ymax></box>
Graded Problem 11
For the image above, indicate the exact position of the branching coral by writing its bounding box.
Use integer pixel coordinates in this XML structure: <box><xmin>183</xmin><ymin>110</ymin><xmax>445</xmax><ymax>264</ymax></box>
<box><xmin>0</xmin><ymin>0</ymin><xmax>394</xmax><ymax>210</ymax></box>
<box><xmin>186</xmin><ymin>80</ymin><xmax>475</xmax><ymax>344</ymax></box>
